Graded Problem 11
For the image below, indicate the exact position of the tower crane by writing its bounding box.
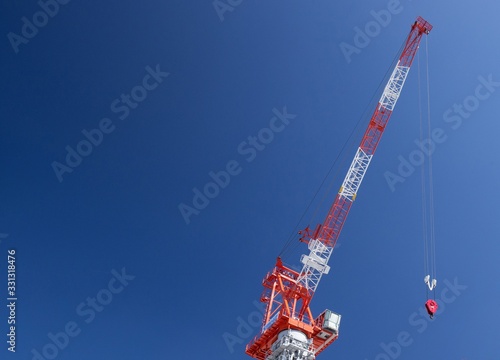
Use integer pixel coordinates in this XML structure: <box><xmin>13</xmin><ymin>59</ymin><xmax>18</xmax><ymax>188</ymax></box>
<box><xmin>245</xmin><ymin>16</ymin><xmax>433</xmax><ymax>360</ymax></box>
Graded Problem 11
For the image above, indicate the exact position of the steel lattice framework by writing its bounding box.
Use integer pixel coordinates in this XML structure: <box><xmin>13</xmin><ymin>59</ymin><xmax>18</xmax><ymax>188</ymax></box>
<box><xmin>246</xmin><ymin>17</ymin><xmax>432</xmax><ymax>360</ymax></box>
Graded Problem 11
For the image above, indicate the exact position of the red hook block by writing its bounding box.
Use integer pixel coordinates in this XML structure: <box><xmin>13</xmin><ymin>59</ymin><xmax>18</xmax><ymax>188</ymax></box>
<box><xmin>425</xmin><ymin>299</ymin><xmax>438</xmax><ymax>318</ymax></box>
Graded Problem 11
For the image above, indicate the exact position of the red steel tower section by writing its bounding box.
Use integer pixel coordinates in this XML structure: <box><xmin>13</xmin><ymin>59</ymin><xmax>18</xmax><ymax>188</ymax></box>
<box><xmin>246</xmin><ymin>17</ymin><xmax>432</xmax><ymax>360</ymax></box>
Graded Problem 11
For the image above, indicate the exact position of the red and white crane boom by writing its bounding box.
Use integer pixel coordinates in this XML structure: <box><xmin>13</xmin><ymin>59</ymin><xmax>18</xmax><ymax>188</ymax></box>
<box><xmin>246</xmin><ymin>16</ymin><xmax>432</xmax><ymax>360</ymax></box>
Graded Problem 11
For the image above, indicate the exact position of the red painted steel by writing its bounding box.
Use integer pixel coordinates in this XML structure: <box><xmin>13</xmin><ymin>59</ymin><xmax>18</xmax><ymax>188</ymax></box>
<box><xmin>245</xmin><ymin>17</ymin><xmax>432</xmax><ymax>360</ymax></box>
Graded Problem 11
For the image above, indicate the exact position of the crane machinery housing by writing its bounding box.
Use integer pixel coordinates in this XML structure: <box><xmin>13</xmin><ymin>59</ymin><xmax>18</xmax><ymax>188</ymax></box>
<box><xmin>245</xmin><ymin>16</ymin><xmax>433</xmax><ymax>360</ymax></box>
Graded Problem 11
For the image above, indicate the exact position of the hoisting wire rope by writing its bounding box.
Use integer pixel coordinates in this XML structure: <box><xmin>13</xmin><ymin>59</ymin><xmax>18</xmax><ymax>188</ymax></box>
<box><xmin>425</xmin><ymin>35</ymin><xmax>437</xmax><ymax>297</ymax></box>
<box><xmin>279</xmin><ymin>34</ymin><xmax>408</xmax><ymax>260</ymax></box>
<box><xmin>417</xmin><ymin>46</ymin><xmax>429</xmax><ymax>299</ymax></box>
<box><xmin>419</xmin><ymin>36</ymin><xmax>437</xmax><ymax>300</ymax></box>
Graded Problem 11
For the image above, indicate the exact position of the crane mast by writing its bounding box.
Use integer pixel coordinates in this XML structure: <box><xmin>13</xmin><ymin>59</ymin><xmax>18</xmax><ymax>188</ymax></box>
<box><xmin>246</xmin><ymin>17</ymin><xmax>432</xmax><ymax>360</ymax></box>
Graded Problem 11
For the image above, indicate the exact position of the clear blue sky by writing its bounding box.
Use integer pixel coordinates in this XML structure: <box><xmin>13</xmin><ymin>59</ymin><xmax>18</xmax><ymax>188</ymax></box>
<box><xmin>1</xmin><ymin>1</ymin><xmax>500</xmax><ymax>359</ymax></box>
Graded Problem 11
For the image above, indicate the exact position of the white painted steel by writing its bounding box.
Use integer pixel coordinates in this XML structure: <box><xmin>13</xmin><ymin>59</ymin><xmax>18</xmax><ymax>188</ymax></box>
<box><xmin>266</xmin><ymin>330</ymin><xmax>315</xmax><ymax>360</ymax></box>
<box><xmin>339</xmin><ymin>148</ymin><xmax>373</xmax><ymax>201</ymax></box>
<box><xmin>379</xmin><ymin>61</ymin><xmax>410</xmax><ymax>111</ymax></box>
<box><xmin>297</xmin><ymin>239</ymin><xmax>333</xmax><ymax>293</ymax></box>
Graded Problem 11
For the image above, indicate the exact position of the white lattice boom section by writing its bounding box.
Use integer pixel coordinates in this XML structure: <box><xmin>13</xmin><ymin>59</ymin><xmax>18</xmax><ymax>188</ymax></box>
<box><xmin>298</xmin><ymin>240</ymin><xmax>332</xmax><ymax>292</ymax></box>
<box><xmin>379</xmin><ymin>61</ymin><xmax>410</xmax><ymax>111</ymax></box>
<box><xmin>339</xmin><ymin>148</ymin><xmax>372</xmax><ymax>200</ymax></box>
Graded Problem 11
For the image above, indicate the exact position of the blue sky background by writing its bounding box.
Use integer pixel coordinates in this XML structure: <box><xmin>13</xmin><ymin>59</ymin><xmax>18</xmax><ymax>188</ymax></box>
<box><xmin>1</xmin><ymin>1</ymin><xmax>499</xmax><ymax>359</ymax></box>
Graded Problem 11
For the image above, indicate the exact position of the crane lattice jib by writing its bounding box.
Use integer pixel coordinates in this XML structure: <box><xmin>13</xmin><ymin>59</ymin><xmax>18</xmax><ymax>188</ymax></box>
<box><xmin>296</xmin><ymin>17</ymin><xmax>432</xmax><ymax>295</ymax></box>
<box><xmin>245</xmin><ymin>17</ymin><xmax>432</xmax><ymax>360</ymax></box>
